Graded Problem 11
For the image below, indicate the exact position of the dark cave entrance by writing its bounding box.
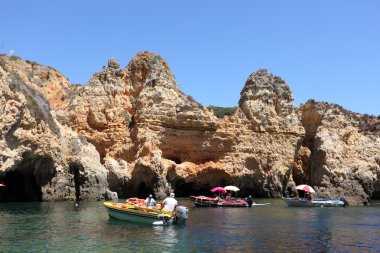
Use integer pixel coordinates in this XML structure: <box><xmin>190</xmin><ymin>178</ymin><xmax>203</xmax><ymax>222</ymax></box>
<box><xmin>129</xmin><ymin>164</ymin><xmax>159</xmax><ymax>199</ymax></box>
<box><xmin>172</xmin><ymin>180</ymin><xmax>201</xmax><ymax>197</ymax></box>
<box><xmin>0</xmin><ymin>154</ymin><xmax>56</xmax><ymax>202</ymax></box>
<box><xmin>371</xmin><ymin>177</ymin><xmax>380</xmax><ymax>200</ymax></box>
<box><xmin>0</xmin><ymin>170</ymin><xmax>42</xmax><ymax>202</ymax></box>
<box><xmin>171</xmin><ymin>178</ymin><xmax>232</xmax><ymax>197</ymax></box>
<box><xmin>136</xmin><ymin>182</ymin><xmax>153</xmax><ymax>199</ymax></box>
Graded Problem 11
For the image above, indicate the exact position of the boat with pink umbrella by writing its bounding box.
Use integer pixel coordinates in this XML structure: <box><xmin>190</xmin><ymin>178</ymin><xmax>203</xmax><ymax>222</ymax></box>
<box><xmin>283</xmin><ymin>184</ymin><xmax>346</xmax><ymax>207</ymax></box>
<box><xmin>211</xmin><ymin>186</ymin><xmax>228</xmax><ymax>195</ymax></box>
<box><xmin>190</xmin><ymin>186</ymin><xmax>226</xmax><ymax>207</ymax></box>
<box><xmin>191</xmin><ymin>186</ymin><xmax>250</xmax><ymax>207</ymax></box>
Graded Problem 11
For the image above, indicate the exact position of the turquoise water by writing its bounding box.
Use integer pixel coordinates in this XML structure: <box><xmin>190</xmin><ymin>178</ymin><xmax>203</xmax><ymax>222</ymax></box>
<box><xmin>1</xmin><ymin>199</ymin><xmax>380</xmax><ymax>252</ymax></box>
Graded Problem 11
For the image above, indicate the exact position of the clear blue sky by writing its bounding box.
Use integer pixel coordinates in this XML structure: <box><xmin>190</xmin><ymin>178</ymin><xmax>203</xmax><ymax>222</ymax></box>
<box><xmin>2</xmin><ymin>1</ymin><xmax>380</xmax><ymax>115</ymax></box>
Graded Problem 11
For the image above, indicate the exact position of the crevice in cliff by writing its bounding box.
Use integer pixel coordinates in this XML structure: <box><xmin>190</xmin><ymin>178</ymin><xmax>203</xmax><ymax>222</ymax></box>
<box><xmin>372</xmin><ymin>175</ymin><xmax>380</xmax><ymax>200</ymax></box>
<box><xmin>69</xmin><ymin>162</ymin><xmax>85</xmax><ymax>201</ymax></box>
<box><xmin>292</xmin><ymin>104</ymin><xmax>326</xmax><ymax>186</ymax></box>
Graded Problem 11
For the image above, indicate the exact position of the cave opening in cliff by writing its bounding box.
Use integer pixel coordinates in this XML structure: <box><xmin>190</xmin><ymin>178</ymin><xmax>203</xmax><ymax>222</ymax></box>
<box><xmin>0</xmin><ymin>170</ymin><xmax>42</xmax><ymax>202</ymax></box>
<box><xmin>171</xmin><ymin>177</ymin><xmax>232</xmax><ymax>197</ymax></box>
<box><xmin>372</xmin><ymin>177</ymin><xmax>380</xmax><ymax>200</ymax></box>
<box><xmin>0</xmin><ymin>154</ymin><xmax>56</xmax><ymax>202</ymax></box>
<box><xmin>136</xmin><ymin>182</ymin><xmax>153</xmax><ymax>199</ymax></box>
<box><xmin>172</xmin><ymin>180</ymin><xmax>198</xmax><ymax>197</ymax></box>
<box><xmin>172</xmin><ymin>180</ymin><xmax>233</xmax><ymax>197</ymax></box>
<box><xmin>130</xmin><ymin>164</ymin><xmax>158</xmax><ymax>198</ymax></box>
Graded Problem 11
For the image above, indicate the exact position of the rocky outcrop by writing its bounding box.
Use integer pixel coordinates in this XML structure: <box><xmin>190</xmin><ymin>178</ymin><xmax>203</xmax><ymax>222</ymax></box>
<box><xmin>0</xmin><ymin>53</ymin><xmax>379</xmax><ymax>205</ymax></box>
<box><xmin>239</xmin><ymin>69</ymin><xmax>304</xmax><ymax>135</ymax></box>
<box><xmin>0</xmin><ymin>56</ymin><xmax>108</xmax><ymax>201</ymax></box>
<box><xmin>295</xmin><ymin>101</ymin><xmax>380</xmax><ymax>205</ymax></box>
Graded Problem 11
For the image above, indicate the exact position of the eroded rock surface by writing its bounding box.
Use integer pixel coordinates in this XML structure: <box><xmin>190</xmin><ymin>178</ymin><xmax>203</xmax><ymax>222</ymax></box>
<box><xmin>296</xmin><ymin>101</ymin><xmax>380</xmax><ymax>205</ymax></box>
<box><xmin>0</xmin><ymin>53</ymin><xmax>379</xmax><ymax>205</ymax></box>
<box><xmin>0</xmin><ymin>56</ymin><xmax>107</xmax><ymax>201</ymax></box>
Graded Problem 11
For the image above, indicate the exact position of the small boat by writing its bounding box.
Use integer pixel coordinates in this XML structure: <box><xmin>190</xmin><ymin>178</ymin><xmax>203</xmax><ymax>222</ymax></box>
<box><xmin>194</xmin><ymin>196</ymin><xmax>219</xmax><ymax>207</ymax></box>
<box><xmin>191</xmin><ymin>186</ymin><xmax>252</xmax><ymax>207</ymax></box>
<box><xmin>192</xmin><ymin>196</ymin><xmax>249</xmax><ymax>207</ymax></box>
<box><xmin>103</xmin><ymin>201</ymin><xmax>189</xmax><ymax>225</ymax></box>
<box><xmin>283</xmin><ymin>197</ymin><xmax>346</xmax><ymax>207</ymax></box>
<box><xmin>190</xmin><ymin>195</ymin><xmax>209</xmax><ymax>200</ymax></box>
<box><xmin>218</xmin><ymin>199</ymin><xmax>249</xmax><ymax>207</ymax></box>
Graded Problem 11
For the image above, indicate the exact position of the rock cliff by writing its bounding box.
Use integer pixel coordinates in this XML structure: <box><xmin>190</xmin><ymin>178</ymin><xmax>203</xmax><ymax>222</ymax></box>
<box><xmin>0</xmin><ymin>56</ymin><xmax>108</xmax><ymax>201</ymax></box>
<box><xmin>0</xmin><ymin>53</ymin><xmax>379</xmax><ymax>205</ymax></box>
<box><xmin>296</xmin><ymin>101</ymin><xmax>380</xmax><ymax>205</ymax></box>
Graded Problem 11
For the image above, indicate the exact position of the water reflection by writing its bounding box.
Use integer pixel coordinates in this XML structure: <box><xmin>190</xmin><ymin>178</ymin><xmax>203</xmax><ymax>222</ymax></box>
<box><xmin>153</xmin><ymin>225</ymin><xmax>178</xmax><ymax>252</ymax></box>
<box><xmin>1</xmin><ymin>200</ymin><xmax>380</xmax><ymax>252</ymax></box>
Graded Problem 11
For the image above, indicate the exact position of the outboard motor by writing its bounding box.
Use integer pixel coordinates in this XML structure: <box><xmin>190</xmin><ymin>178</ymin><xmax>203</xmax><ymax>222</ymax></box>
<box><xmin>175</xmin><ymin>206</ymin><xmax>189</xmax><ymax>224</ymax></box>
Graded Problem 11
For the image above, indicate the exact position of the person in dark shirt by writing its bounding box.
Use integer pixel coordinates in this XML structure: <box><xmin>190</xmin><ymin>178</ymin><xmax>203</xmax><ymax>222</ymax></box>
<box><xmin>246</xmin><ymin>195</ymin><xmax>253</xmax><ymax>207</ymax></box>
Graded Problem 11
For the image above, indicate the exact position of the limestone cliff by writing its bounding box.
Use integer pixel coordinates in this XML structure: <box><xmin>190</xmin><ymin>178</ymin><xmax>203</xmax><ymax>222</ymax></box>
<box><xmin>295</xmin><ymin>101</ymin><xmax>380</xmax><ymax>205</ymax></box>
<box><xmin>0</xmin><ymin>53</ymin><xmax>379</xmax><ymax>205</ymax></box>
<box><xmin>0</xmin><ymin>55</ymin><xmax>108</xmax><ymax>201</ymax></box>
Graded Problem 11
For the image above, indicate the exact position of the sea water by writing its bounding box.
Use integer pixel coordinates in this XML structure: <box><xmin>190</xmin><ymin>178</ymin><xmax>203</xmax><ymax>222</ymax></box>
<box><xmin>1</xmin><ymin>199</ymin><xmax>380</xmax><ymax>252</ymax></box>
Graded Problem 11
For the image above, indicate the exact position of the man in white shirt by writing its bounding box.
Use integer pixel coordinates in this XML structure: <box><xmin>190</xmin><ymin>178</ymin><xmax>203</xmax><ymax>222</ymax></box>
<box><xmin>161</xmin><ymin>192</ymin><xmax>178</xmax><ymax>212</ymax></box>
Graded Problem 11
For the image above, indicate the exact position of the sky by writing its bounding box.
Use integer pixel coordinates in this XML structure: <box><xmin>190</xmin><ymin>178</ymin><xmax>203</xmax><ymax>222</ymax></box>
<box><xmin>2</xmin><ymin>1</ymin><xmax>380</xmax><ymax>115</ymax></box>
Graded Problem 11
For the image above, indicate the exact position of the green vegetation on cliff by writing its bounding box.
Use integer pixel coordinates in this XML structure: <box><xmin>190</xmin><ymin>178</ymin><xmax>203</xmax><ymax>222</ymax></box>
<box><xmin>207</xmin><ymin>105</ymin><xmax>237</xmax><ymax>118</ymax></box>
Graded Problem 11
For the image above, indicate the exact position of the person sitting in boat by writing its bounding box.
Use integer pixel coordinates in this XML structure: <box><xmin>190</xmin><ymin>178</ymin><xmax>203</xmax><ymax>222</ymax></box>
<box><xmin>214</xmin><ymin>194</ymin><xmax>221</xmax><ymax>202</ymax></box>
<box><xmin>306</xmin><ymin>193</ymin><xmax>312</xmax><ymax>201</ymax></box>
<box><xmin>145</xmin><ymin>194</ymin><xmax>156</xmax><ymax>208</ymax></box>
<box><xmin>161</xmin><ymin>192</ymin><xmax>178</xmax><ymax>213</ymax></box>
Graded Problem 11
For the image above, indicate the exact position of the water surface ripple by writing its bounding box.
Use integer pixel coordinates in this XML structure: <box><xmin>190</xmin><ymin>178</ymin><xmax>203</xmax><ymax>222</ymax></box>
<box><xmin>1</xmin><ymin>199</ymin><xmax>379</xmax><ymax>252</ymax></box>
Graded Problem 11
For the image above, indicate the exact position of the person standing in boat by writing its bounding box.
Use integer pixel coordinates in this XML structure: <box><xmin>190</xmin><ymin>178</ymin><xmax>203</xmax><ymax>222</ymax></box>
<box><xmin>246</xmin><ymin>195</ymin><xmax>254</xmax><ymax>207</ymax></box>
<box><xmin>161</xmin><ymin>192</ymin><xmax>178</xmax><ymax>213</ymax></box>
<box><xmin>145</xmin><ymin>194</ymin><xmax>156</xmax><ymax>208</ymax></box>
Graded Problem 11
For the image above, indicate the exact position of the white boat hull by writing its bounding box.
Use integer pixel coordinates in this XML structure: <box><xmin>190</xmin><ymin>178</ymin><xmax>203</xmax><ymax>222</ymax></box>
<box><xmin>284</xmin><ymin>198</ymin><xmax>345</xmax><ymax>207</ymax></box>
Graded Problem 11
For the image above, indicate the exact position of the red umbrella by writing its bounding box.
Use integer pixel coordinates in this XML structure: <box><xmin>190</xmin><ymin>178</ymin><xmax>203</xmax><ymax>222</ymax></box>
<box><xmin>295</xmin><ymin>184</ymin><xmax>316</xmax><ymax>193</ymax></box>
<box><xmin>210</xmin><ymin>187</ymin><xmax>227</xmax><ymax>194</ymax></box>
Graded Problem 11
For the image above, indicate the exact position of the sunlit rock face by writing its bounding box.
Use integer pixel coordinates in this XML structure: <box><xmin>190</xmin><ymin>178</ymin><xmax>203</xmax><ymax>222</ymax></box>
<box><xmin>239</xmin><ymin>69</ymin><xmax>304</xmax><ymax>134</ymax></box>
<box><xmin>0</xmin><ymin>56</ymin><xmax>108</xmax><ymax>201</ymax></box>
<box><xmin>296</xmin><ymin>101</ymin><xmax>380</xmax><ymax>205</ymax></box>
<box><xmin>0</xmin><ymin>53</ymin><xmax>379</xmax><ymax>205</ymax></box>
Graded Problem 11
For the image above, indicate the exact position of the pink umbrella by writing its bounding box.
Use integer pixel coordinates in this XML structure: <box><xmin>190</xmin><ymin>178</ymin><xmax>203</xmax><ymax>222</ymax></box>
<box><xmin>295</xmin><ymin>184</ymin><xmax>316</xmax><ymax>193</ymax></box>
<box><xmin>210</xmin><ymin>187</ymin><xmax>227</xmax><ymax>194</ymax></box>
